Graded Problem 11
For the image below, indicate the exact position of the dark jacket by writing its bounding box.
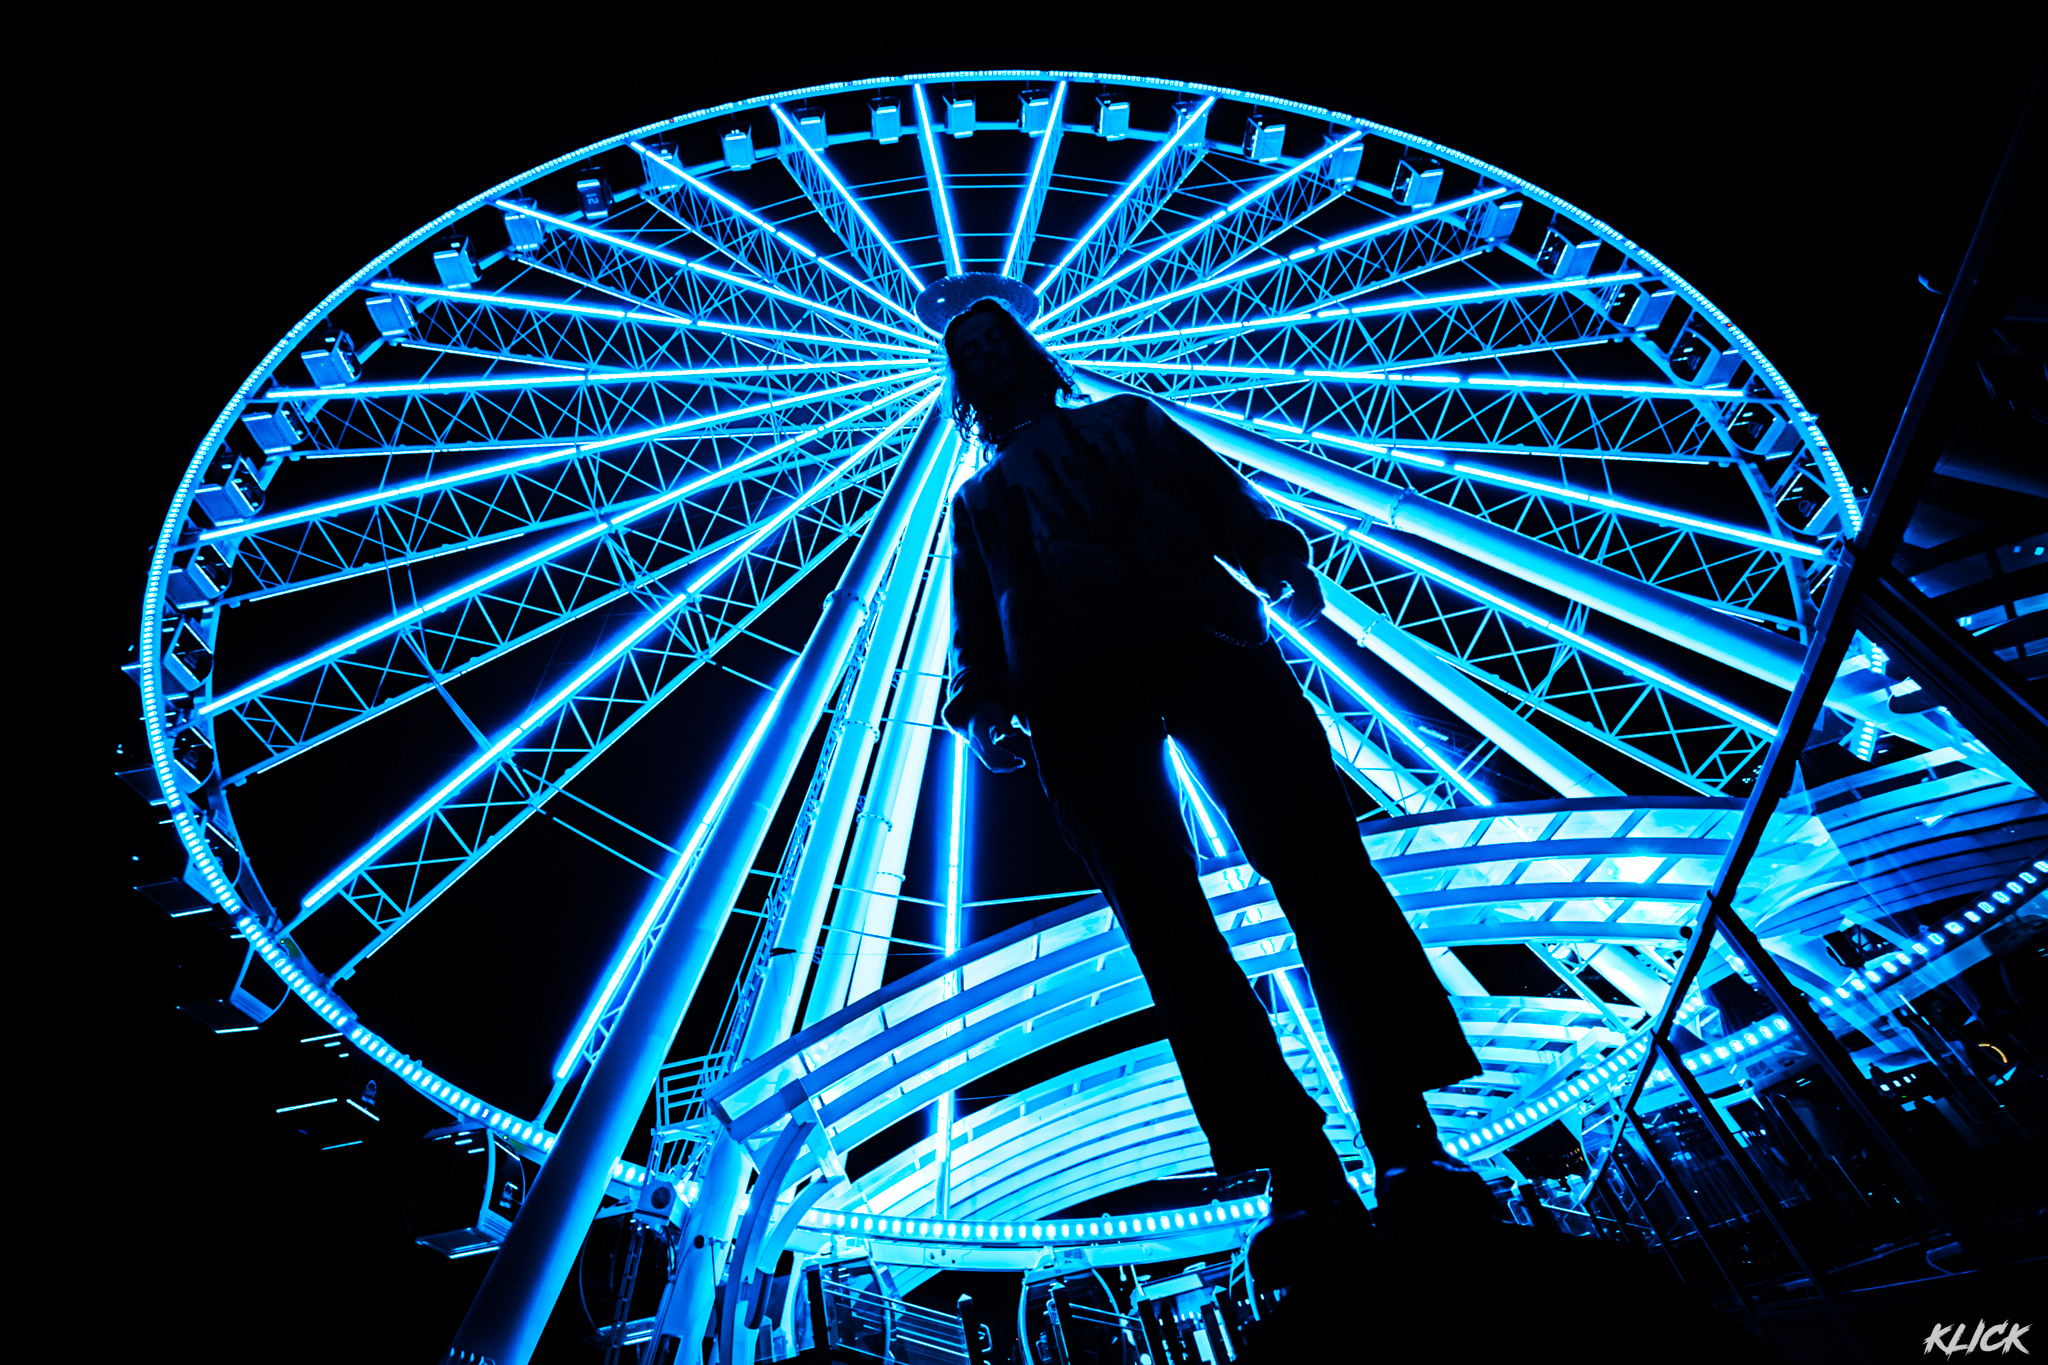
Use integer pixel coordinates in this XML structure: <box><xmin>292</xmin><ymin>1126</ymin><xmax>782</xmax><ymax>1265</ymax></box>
<box><xmin>943</xmin><ymin>395</ymin><xmax>1311</xmax><ymax>733</ymax></box>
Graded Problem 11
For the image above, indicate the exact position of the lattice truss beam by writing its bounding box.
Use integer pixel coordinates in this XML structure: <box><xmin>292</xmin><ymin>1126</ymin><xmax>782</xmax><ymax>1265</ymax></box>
<box><xmin>1287</xmin><ymin>500</ymin><xmax>1773</xmax><ymax>792</ymax></box>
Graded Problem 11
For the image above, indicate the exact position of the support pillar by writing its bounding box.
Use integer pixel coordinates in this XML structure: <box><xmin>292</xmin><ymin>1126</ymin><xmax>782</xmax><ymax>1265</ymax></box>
<box><xmin>443</xmin><ymin>397</ymin><xmax>954</xmax><ymax>1365</ymax></box>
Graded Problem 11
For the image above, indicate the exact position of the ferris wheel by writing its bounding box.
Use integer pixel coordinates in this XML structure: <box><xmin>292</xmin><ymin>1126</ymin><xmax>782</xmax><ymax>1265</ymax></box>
<box><xmin>136</xmin><ymin>68</ymin><xmax>1932</xmax><ymax>1362</ymax></box>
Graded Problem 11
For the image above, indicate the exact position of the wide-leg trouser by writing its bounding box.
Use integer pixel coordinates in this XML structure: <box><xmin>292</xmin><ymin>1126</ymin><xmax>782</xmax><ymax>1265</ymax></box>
<box><xmin>1022</xmin><ymin>632</ymin><xmax>1479</xmax><ymax>1200</ymax></box>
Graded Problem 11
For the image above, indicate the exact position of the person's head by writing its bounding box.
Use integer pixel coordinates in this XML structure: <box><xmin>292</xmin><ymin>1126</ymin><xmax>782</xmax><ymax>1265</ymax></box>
<box><xmin>943</xmin><ymin>298</ymin><xmax>1076</xmax><ymax>445</ymax></box>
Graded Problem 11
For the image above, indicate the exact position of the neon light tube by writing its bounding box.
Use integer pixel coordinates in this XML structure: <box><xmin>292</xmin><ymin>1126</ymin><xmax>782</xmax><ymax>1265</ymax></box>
<box><xmin>1033</xmin><ymin>97</ymin><xmax>1217</xmax><ymax>300</ymax></box>
<box><xmin>1368</xmin><ymin>371</ymin><xmax>1746</xmax><ymax>401</ymax></box>
<box><xmin>1171</xmin><ymin>401</ymin><xmax>1810</xmax><ymax>555</ymax></box>
<box><xmin>1272</xmin><ymin>970</ymin><xmax>1351</xmax><ymax>1115</ymax></box>
<box><xmin>1001</xmin><ymin>81</ymin><xmax>1066</xmax><ymax>280</ymax></box>
<box><xmin>1272</xmin><ymin>495</ymin><xmax>1778</xmax><ymax>735</ymax></box>
<box><xmin>497</xmin><ymin>200</ymin><xmax>930</xmax><ymax>346</ymax></box>
<box><xmin>1047</xmin><ymin>270</ymin><xmax>1645</xmax><ymax>352</ymax></box>
<box><xmin>201</xmin><ymin>384</ymin><xmax>933</xmax><ymax>715</ymax></box>
<box><xmin>1038</xmin><ymin>181</ymin><xmax>1505</xmax><ymax>339</ymax></box>
<box><xmin>302</xmin><ymin>389</ymin><xmax>940</xmax><ymax>912</ymax></box>
<box><xmin>911</xmin><ymin>85</ymin><xmax>963</xmax><ymax>277</ymax></box>
<box><xmin>1165</xmin><ymin>740</ymin><xmax>1228</xmax><ymax>858</ymax></box>
<box><xmin>946</xmin><ymin>734</ymin><xmax>966</xmax><ymax>957</ymax></box>
<box><xmin>766</xmin><ymin>108</ymin><xmax>929</xmax><ymax>300</ymax></box>
<box><xmin>212</xmin><ymin>372</ymin><xmax>929</xmax><ymax>547</ymax></box>
<box><xmin>554</xmin><ymin>665</ymin><xmax>800</xmax><ymax>1077</ymax></box>
<box><xmin>266</xmin><ymin>355</ymin><xmax>928</xmax><ymax>402</ymax></box>
<box><xmin>631</xmin><ymin>139</ymin><xmax>928</xmax><ymax>334</ymax></box>
<box><xmin>1271</xmin><ymin>615</ymin><xmax>1493</xmax><ymax>805</ymax></box>
<box><xmin>1038</xmin><ymin>131</ymin><xmax>1362</xmax><ymax>327</ymax></box>
<box><xmin>366</xmin><ymin>278</ymin><xmax>929</xmax><ymax>354</ymax></box>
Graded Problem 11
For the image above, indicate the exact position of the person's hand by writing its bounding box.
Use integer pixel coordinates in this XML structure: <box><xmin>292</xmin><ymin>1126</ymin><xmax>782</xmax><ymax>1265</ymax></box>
<box><xmin>1255</xmin><ymin>553</ymin><xmax>1324</xmax><ymax>628</ymax></box>
<box><xmin>967</xmin><ymin>698</ymin><xmax>1028</xmax><ymax>773</ymax></box>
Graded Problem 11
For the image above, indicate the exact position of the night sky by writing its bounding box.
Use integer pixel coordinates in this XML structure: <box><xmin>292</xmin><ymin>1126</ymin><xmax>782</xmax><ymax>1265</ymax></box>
<box><xmin>90</xmin><ymin>14</ymin><xmax>2041</xmax><ymax>1362</ymax></box>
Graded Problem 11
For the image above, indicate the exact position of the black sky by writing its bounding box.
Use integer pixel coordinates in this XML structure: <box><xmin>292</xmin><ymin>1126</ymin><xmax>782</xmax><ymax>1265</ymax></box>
<box><xmin>86</xmin><ymin>12</ymin><xmax>2042</xmax><ymax>1362</ymax></box>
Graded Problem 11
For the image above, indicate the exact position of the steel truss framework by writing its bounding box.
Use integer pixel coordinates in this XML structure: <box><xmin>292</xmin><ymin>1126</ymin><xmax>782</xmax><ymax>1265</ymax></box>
<box><xmin>130</xmin><ymin>70</ymin><xmax>2019</xmax><ymax>1365</ymax></box>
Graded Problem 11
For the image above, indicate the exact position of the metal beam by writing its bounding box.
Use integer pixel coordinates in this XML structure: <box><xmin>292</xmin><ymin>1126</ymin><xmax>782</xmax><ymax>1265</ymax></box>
<box><xmin>1316</xmin><ymin>574</ymin><xmax>1624</xmax><ymax>798</ymax></box>
<box><xmin>1001</xmin><ymin>81</ymin><xmax>1066</xmax><ymax>280</ymax></box>
<box><xmin>911</xmin><ymin>84</ymin><xmax>964</xmax><ymax>276</ymax></box>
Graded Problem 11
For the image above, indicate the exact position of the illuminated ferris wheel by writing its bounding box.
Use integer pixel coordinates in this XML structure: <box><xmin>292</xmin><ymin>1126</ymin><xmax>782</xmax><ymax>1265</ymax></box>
<box><xmin>136</xmin><ymin>69</ymin><xmax>1970</xmax><ymax>1362</ymax></box>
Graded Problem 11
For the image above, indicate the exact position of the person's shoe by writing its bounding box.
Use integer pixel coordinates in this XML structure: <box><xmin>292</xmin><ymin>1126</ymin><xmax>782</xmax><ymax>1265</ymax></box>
<box><xmin>1371</xmin><ymin>1156</ymin><xmax>1501</xmax><ymax>1240</ymax></box>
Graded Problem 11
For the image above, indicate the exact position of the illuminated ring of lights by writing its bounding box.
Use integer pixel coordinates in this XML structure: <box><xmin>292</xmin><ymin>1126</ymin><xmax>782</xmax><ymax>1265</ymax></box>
<box><xmin>135</xmin><ymin>71</ymin><xmax>1859</xmax><ymax>1225</ymax></box>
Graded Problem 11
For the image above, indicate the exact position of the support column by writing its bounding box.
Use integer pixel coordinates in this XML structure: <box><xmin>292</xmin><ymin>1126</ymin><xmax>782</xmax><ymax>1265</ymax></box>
<box><xmin>804</xmin><ymin>546</ymin><xmax>956</xmax><ymax>1027</ymax></box>
<box><xmin>444</xmin><ymin>398</ymin><xmax>954</xmax><ymax>1365</ymax></box>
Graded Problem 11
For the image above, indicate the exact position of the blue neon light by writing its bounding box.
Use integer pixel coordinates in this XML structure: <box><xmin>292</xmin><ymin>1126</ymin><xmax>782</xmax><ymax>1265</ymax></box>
<box><xmin>201</xmin><ymin>385</ymin><xmax>930</xmax><ymax>716</ymax></box>
<box><xmin>1271</xmin><ymin>615</ymin><xmax>1493</xmax><ymax>805</ymax></box>
<box><xmin>1069</xmin><ymin>360</ymin><xmax>1742</xmax><ymax>405</ymax></box>
<box><xmin>302</xmin><ymin>390</ymin><xmax>941</xmax><ymax>913</ymax></box>
<box><xmin>1165</xmin><ymin>740</ymin><xmax>1228</xmax><ymax>858</ymax></box>
<box><xmin>553</xmin><ymin>666</ymin><xmax>804</xmax><ymax>1078</ymax></box>
<box><xmin>802</xmin><ymin>1194</ymin><xmax>1272</xmax><ymax>1245</ymax></box>
<box><xmin>1037</xmin><ymin>131</ymin><xmax>1363</xmax><ymax>329</ymax></box>
<box><xmin>266</xmin><ymin>356</ymin><xmax>927</xmax><ymax>403</ymax></box>
<box><xmin>630</xmin><ymin>138</ymin><xmax>927</xmax><ymax>332</ymax></box>
<box><xmin>1038</xmin><ymin>184</ymin><xmax>1506</xmax><ymax>339</ymax></box>
<box><xmin>767</xmin><ymin>107</ymin><xmax>929</xmax><ymax>300</ymax></box>
<box><xmin>911</xmin><ymin>85</ymin><xmax>963</xmax><ymax>277</ymax></box>
<box><xmin>496</xmin><ymin>200</ymin><xmax>931</xmax><ymax>346</ymax></box>
<box><xmin>1168</xmin><ymin>400</ymin><xmax>1812</xmax><ymax>556</ymax></box>
<box><xmin>1048</xmin><ymin>270</ymin><xmax>1647</xmax><ymax>352</ymax></box>
<box><xmin>1271</xmin><ymin>495</ymin><xmax>1778</xmax><ymax>735</ymax></box>
<box><xmin>1033</xmin><ymin>96</ymin><xmax>1217</xmax><ymax>301</ymax></box>
<box><xmin>1272</xmin><ymin>969</ymin><xmax>1352</xmax><ymax>1116</ymax></box>
<box><xmin>366</xmin><ymin>277</ymin><xmax>929</xmax><ymax>354</ymax></box>
<box><xmin>208</xmin><ymin>372</ymin><xmax>928</xmax><ymax>548</ymax></box>
<box><xmin>1000</xmin><ymin>81</ymin><xmax>1067</xmax><ymax>280</ymax></box>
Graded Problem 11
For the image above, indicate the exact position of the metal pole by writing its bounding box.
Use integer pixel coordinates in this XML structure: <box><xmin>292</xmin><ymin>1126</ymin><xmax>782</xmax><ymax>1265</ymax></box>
<box><xmin>1593</xmin><ymin>55</ymin><xmax>2041</xmax><ymax>1316</ymax></box>
<box><xmin>444</xmin><ymin>398</ymin><xmax>954</xmax><ymax>1365</ymax></box>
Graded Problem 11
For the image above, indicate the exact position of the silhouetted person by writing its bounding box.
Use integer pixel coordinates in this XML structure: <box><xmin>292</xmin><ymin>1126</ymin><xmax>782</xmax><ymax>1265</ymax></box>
<box><xmin>940</xmin><ymin>296</ymin><xmax>1497</xmax><ymax>1246</ymax></box>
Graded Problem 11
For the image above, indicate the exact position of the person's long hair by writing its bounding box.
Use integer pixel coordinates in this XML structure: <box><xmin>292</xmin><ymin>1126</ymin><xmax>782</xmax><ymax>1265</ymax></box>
<box><xmin>943</xmin><ymin>298</ymin><xmax>1080</xmax><ymax>447</ymax></box>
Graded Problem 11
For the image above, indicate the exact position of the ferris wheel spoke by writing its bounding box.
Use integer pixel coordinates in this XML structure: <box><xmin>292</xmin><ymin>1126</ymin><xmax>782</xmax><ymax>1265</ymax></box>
<box><xmin>768</xmin><ymin>104</ymin><xmax>931</xmax><ymax>310</ymax></box>
<box><xmin>1052</xmin><ymin>266</ymin><xmax>1650</xmax><ymax>358</ymax></box>
<box><xmin>289</xmin><ymin>392</ymin><xmax>938</xmax><ymax>969</ymax></box>
<box><xmin>210</xmin><ymin>498</ymin><xmax>802</xmax><ymax>780</ymax></box>
<box><xmin>1032</xmin><ymin>96</ymin><xmax>1216</xmax><ymax>311</ymax></box>
<box><xmin>505</xmin><ymin>199</ymin><xmax>930</xmax><ymax>349</ymax></box>
<box><xmin>208</xmin><ymin>387</ymin><xmax>936</xmax><ymax>778</ymax></box>
<box><xmin>1040</xmin><ymin>183</ymin><xmax>1503</xmax><ymax>347</ymax></box>
<box><xmin>264</xmin><ymin>356</ymin><xmax>925</xmax><ymax>403</ymax></box>
<box><xmin>999</xmin><ymin>80</ymin><xmax>1068</xmax><ymax>281</ymax></box>
<box><xmin>1281</xmin><ymin>496</ymin><xmax>1774</xmax><ymax>789</ymax></box>
<box><xmin>1037</xmin><ymin>131</ymin><xmax>1365</xmax><ymax>336</ymax></box>
<box><xmin>368</xmin><ymin>277</ymin><xmax>925</xmax><ymax>359</ymax></box>
<box><xmin>907</xmin><ymin>85</ymin><xmax>964</xmax><ymax>277</ymax></box>
<box><xmin>220</xmin><ymin>374</ymin><xmax>930</xmax><ymax>600</ymax></box>
<box><xmin>1080</xmin><ymin>332</ymin><xmax>1629</xmax><ymax>394</ymax></box>
<box><xmin>630</xmin><ymin>144</ymin><xmax>929</xmax><ymax>339</ymax></box>
<box><xmin>1252</xmin><ymin>470</ymin><xmax>1790</xmax><ymax>726</ymax></box>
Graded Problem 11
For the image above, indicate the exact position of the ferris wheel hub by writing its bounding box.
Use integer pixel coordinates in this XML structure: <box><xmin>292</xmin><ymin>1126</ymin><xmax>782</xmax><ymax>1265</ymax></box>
<box><xmin>915</xmin><ymin>271</ymin><xmax>1040</xmax><ymax>333</ymax></box>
